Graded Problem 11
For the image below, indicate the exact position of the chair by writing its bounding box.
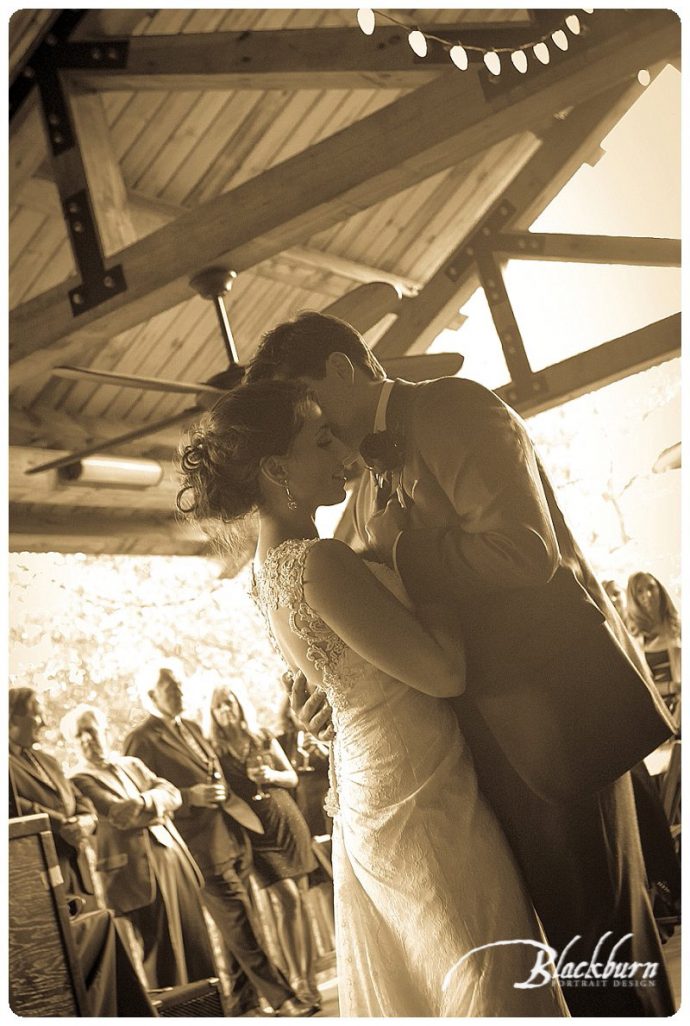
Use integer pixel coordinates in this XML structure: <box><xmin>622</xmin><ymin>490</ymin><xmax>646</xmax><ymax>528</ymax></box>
<box><xmin>9</xmin><ymin>813</ymin><xmax>90</xmax><ymax>1016</ymax></box>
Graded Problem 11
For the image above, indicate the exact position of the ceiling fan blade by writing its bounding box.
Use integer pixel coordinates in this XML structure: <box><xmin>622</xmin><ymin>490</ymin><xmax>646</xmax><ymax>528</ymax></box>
<box><xmin>382</xmin><ymin>352</ymin><xmax>464</xmax><ymax>381</ymax></box>
<box><xmin>322</xmin><ymin>281</ymin><xmax>403</xmax><ymax>334</ymax></box>
<box><xmin>52</xmin><ymin>365</ymin><xmax>226</xmax><ymax>396</ymax></box>
<box><xmin>25</xmin><ymin>407</ymin><xmax>203</xmax><ymax>475</ymax></box>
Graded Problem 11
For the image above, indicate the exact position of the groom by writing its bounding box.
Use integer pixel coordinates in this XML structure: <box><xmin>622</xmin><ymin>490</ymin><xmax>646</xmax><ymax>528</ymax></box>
<box><xmin>246</xmin><ymin>311</ymin><xmax>676</xmax><ymax>1016</ymax></box>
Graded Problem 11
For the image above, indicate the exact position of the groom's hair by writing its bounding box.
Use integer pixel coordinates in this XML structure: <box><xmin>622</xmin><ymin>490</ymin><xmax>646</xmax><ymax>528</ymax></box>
<box><xmin>246</xmin><ymin>311</ymin><xmax>386</xmax><ymax>383</ymax></box>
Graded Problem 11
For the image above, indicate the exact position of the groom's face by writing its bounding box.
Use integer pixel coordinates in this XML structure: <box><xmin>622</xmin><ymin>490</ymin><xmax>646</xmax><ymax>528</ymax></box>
<box><xmin>298</xmin><ymin>354</ymin><xmax>361</xmax><ymax>452</ymax></box>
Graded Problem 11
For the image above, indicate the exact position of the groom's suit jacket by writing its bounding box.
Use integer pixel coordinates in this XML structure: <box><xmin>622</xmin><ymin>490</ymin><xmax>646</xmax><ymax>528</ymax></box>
<box><xmin>349</xmin><ymin>377</ymin><xmax>674</xmax><ymax>804</ymax></box>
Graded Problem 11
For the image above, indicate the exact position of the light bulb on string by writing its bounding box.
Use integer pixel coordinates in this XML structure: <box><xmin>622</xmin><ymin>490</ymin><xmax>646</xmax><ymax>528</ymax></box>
<box><xmin>582</xmin><ymin>8</ymin><xmax>594</xmax><ymax>14</ymax></box>
<box><xmin>637</xmin><ymin>69</ymin><xmax>651</xmax><ymax>87</ymax></box>
<box><xmin>533</xmin><ymin>42</ymin><xmax>550</xmax><ymax>65</ymax></box>
<box><xmin>511</xmin><ymin>50</ymin><xmax>528</xmax><ymax>74</ymax></box>
<box><xmin>484</xmin><ymin>51</ymin><xmax>501</xmax><ymax>75</ymax></box>
<box><xmin>408</xmin><ymin>29</ymin><xmax>428</xmax><ymax>58</ymax></box>
<box><xmin>449</xmin><ymin>44</ymin><xmax>468</xmax><ymax>70</ymax></box>
<box><xmin>566</xmin><ymin>15</ymin><xmax>582</xmax><ymax>35</ymax></box>
<box><xmin>356</xmin><ymin>8</ymin><xmax>376</xmax><ymax>36</ymax></box>
<box><xmin>552</xmin><ymin>29</ymin><xmax>569</xmax><ymax>51</ymax></box>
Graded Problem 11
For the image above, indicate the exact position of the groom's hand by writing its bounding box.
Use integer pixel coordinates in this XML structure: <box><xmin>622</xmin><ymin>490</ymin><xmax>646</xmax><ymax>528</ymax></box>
<box><xmin>365</xmin><ymin>494</ymin><xmax>408</xmax><ymax>568</ymax></box>
<box><xmin>290</xmin><ymin>672</ymin><xmax>335</xmax><ymax>742</ymax></box>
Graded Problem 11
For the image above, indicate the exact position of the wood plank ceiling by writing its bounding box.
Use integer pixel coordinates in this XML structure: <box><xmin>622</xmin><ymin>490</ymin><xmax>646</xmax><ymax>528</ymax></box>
<box><xmin>8</xmin><ymin>8</ymin><xmax>681</xmax><ymax>559</ymax></box>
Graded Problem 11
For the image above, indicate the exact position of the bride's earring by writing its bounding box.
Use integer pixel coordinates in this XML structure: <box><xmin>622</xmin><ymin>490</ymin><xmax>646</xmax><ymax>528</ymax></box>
<box><xmin>284</xmin><ymin>482</ymin><xmax>298</xmax><ymax>510</ymax></box>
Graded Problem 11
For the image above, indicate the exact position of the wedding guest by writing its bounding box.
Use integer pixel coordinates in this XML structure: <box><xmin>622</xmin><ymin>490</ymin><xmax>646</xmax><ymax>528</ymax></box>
<box><xmin>9</xmin><ymin>687</ymin><xmax>98</xmax><ymax>912</ymax></box>
<box><xmin>602</xmin><ymin>578</ymin><xmax>628</xmax><ymax>621</ymax></box>
<box><xmin>61</xmin><ymin>703</ymin><xmax>217</xmax><ymax>989</ymax></box>
<box><xmin>9</xmin><ymin>687</ymin><xmax>155</xmax><ymax>1016</ymax></box>
<box><xmin>627</xmin><ymin>572</ymin><xmax>681</xmax><ymax>697</ymax></box>
<box><xmin>209</xmin><ymin>686</ymin><xmax>319</xmax><ymax>1008</ymax></box>
<box><xmin>123</xmin><ymin>663</ymin><xmax>315</xmax><ymax>1017</ymax></box>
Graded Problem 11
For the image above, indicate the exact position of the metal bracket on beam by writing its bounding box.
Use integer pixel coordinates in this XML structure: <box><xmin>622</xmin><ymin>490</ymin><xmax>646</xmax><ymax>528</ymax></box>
<box><xmin>63</xmin><ymin>190</ymin><xmax>127</xmax><ymax>315</ymax></box>
<box><xmin>443</xmin><ymin>198</ymin><xmax>517</xmax><ymax>285</ymax></box>
<box><xmin>503</xmin><ymin>372</ymin><xmax>548</xmax><ymax>409</ymax></box>
<box><xmin>50</xmin><ymin>39</ymin><xmax>130</xmax><ymax>70</ymax></box>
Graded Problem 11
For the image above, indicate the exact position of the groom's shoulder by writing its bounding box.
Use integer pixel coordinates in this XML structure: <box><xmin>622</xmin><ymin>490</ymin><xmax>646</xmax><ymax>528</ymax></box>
<box><xmin>410</xmin><ymin>376</ymin><xmax>505</xmax><ymax>422</ymax></box>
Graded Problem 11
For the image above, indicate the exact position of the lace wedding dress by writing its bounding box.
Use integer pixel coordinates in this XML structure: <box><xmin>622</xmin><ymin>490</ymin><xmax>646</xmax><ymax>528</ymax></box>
<box><xmin>253</xmin><ymin>539</ymin><xmax>568</xmax><ymax>1017</ymax></box>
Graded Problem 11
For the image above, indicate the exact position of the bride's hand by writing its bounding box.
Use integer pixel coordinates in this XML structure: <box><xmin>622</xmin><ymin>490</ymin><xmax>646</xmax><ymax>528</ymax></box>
<box><xmin>290</xmin><ymin>671</ymin><xmax>334</xmax><ymax>742</ymax></box>
<box><xmin>365</xmin><ymin>494</ymin><xmax>408</xmax><ymax>568</ymax></box>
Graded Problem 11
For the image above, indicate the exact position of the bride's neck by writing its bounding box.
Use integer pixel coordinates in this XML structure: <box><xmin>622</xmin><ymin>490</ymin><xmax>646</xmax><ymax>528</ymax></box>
<box><xmin>257</xmin><ymin>509</ymin><xmax>319</xmax><ymax>562</ymax></box>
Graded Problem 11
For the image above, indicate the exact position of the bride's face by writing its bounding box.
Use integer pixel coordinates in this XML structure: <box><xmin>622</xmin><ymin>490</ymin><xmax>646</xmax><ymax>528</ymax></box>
<box><xmin>284</xmin><ymin>401</ymin><xmax>349</xmax><ymax>509</ymax></box>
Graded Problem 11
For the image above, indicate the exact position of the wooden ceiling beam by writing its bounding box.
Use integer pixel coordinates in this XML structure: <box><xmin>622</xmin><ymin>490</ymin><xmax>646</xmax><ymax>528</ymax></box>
<box><xmin>493</xmin><ymin>231</ymin><xmax>681</xmax><ymax>267</ymax></box>
<box><xmin>66</xmin><ymin>26</ymin><xmax>448</xmax><ymax>91</ymax></box>
<box><xmin>10</xmin><ymin>446</ymin><xmax>181</xmax><ymax>512</ymax></box>
<box><xmin>373</xmin><ymin>73</ymin><xmax>665</xmax><ymax>360</ymax></box>
<box><xmin>68</xmin><ymin>88</ymin><xmax>138</xmax><ymax>255</ymax></box>
<box><xmin>496</xmin><ymin>313</ymin><xmax>681</xmax><ymax>417</ymax></box>
<box><xmin>14</xmin><ymin>173</ymin><xmax>421</xmax><ymax>293</ymax></box>
<box><xmin>10</xmin><ymin>10</ymin><xmax>149</xmax><ymax>193</ymax></box>
<box><xmin>9</xmin><ymin>507</ymin><xmax>208</xmax><ymax>556</ymax></box>
<box><xmin>10</xmin><ymin>10</ymin><xmax>679</xmax><ymax>372</ymax></box>
<box><xmin>62</xmin><ymin>18</ymin><xmax>563</xmax><ymax>94</ymax></box>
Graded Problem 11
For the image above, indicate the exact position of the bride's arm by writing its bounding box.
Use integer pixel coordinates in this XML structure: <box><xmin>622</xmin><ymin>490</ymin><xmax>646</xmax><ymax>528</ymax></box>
<box><xmin>303</xmin><ymin>539</ymin><xmax>465</xmax><ymax>697</ymax></box>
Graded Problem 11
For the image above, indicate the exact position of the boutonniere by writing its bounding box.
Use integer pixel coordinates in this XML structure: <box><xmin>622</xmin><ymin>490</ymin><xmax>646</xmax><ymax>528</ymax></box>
<box><xmin>359</xmin><ymin>431</ymin><xmax>411</xmax><ymax>508</ymax></box>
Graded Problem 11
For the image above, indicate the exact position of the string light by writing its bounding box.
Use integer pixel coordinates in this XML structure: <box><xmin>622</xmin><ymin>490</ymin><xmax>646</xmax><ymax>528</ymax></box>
<box><xmin>408</xmin><ymin>29</ymin><xmax>428</xmax><ymax>58</ymax></box>
<box><xmin>449</xmin><ymin>44</ymin><xmax>469</xmax><ymax>71</ymax></box>
<box><xmin>511</xmin><ymin>50</ymin><xmax>528</xmax><ymax>74</ymax></box>
<box><xmin>484</xmin><ymin>51</ymin><xmax>501</xmax><ymax>76</ymax></box>
<box><xmin>356</xmin><ymin>8</ymin><xmax>376</xmax><ymax>36</ymax></box>
<box><xmin>356</xmin><ymin>9</ymin><xmax>592</xmax><ymax>77</ymax></box>
<box><xmin>533</xmin><ymin>42</ymin><xmax>550</xmax><ymax>65</ymax></box>
<box><xmin>637</xmin><ymin>69</ymin><xmax>651</xmax><ymax>87</ymax></box>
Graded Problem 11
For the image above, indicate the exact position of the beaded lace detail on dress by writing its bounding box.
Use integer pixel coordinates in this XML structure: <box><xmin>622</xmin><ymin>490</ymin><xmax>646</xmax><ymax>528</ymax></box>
<box><xmin>252</xmin><ymin>537</ymin><xmax>353</xmax><ymax>814</ymax></box>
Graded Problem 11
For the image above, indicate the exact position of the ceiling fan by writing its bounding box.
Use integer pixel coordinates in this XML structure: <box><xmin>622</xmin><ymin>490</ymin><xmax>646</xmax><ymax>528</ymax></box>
<box><xmin>28</xmin><ymin>271</ymin><xmax>464</xmax><ymax>475</ymax></box>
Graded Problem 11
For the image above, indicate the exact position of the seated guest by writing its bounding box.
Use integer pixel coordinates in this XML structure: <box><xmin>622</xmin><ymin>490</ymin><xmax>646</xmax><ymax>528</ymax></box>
<box><xmin>209</xmin><ymin>686</ymin><xmax>319</xmax><ymax>1008</ymax></box>
<box><xmin>627</xmin><ymin>572</ymin><xmax>681</xmax><ymax>700</ymax></box>
<box><xmin>61</xmin><ymin>703</ymin><xmax>217</xmax><ymax>989</ymax></box>
<box><xmin>9</xmin><ymin>687</ymin><xmax>155</xmax><ymax>1016</ymax></box>
<box><xmin>9</xmin><ymin>687</ymin><xmax>98</xmax><ymax>913</ymax></box>
<box><xmin>124</xmin><ymin>661</ymin><xmax>316</xmax><ymax>1017</ymax></box>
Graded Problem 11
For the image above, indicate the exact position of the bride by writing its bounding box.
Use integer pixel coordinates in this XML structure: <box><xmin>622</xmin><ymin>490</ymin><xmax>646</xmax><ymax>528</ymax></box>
<box><xmin>177</xmin><ymin>379</ymin><xmax>567</xmax><ymax>1017</ymax></box>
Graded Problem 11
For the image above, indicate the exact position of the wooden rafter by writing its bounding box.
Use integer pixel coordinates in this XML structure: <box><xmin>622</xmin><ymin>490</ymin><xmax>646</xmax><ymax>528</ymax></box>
<box><xmin>493</xmin><ymin>231</ymin><xmax>681</xmax><ymax>266</ymax></box>
<box><xmin>473</xmin><ymin>247</ymin><xmax>532</xmax><ymax>385</ymax></box>
<box><xmin>13</xmin><ymin>174</ymin><xmax>421</xmax><ymax>295</ymax></box>
<box><xmin>373</xmin><ymin>75</ymin><xmax>663</xmax><ymax>360</ymax></box>
<box><xmin>64</xmin><ymin>26</ymin><xmax>450</xmax><ymax>91</ymax></box>
<box><xmin>496</xmin><ymin>313</ymin><xmax>680</xmax><ymax>416</ymax></box>
<box><xmin>9</xmin><ymin>507</ymin><xmax>208</xmax><ymax>556</ymax></box>
<box><xmin>9</xmin><ymin>10</ymin><xmax>679</xmax><ymax>374</ymax></box>
<box><xmin>67</xmin><ymin>89</ymin><xmax>138</xmax><ymax>256</ymax></box>
<box><xmin>61</xmin><ymin>20</ymin><xmax>567</xmax><ymax>93</ymax></box>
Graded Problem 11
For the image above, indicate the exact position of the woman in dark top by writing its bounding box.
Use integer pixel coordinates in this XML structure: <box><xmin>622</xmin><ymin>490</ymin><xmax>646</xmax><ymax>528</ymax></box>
<box><xmin>209</xmin><ymin>687</ymin><xmax>319</xmax><ymax>1008</ymax></box>
<box><xmin>627</xmin><ymin>572</ymin><xmax>681</xmax><ymax>706</ymax></box>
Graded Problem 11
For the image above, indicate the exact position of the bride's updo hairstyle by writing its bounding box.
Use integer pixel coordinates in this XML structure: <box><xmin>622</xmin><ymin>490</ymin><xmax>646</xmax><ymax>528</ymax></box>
<box><xmin>176</xmin><ymin>379</ymin><xmax>312</xmax><ymax>531</ymax></box>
